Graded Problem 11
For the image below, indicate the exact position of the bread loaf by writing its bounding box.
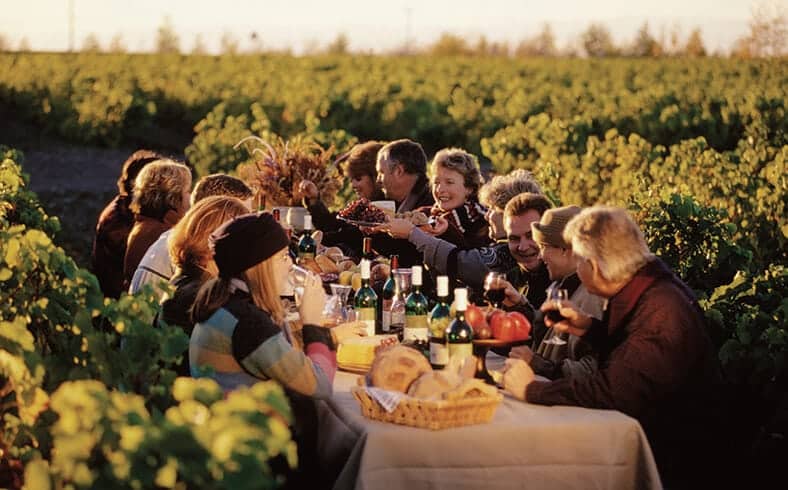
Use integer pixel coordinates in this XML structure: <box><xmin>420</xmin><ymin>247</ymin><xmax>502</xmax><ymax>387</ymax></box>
<box><xmin>315</xmin><ymin>254</ymin><xmax>339</xmax><ymax>274</ymax></box>
<box><xmin>442</xmin><ymin>378</ymin><xmax>499</xmax><ymax>400</ymax></box>
<box><xmin>407</xmin><ymin>371</ymin><xmax>462</xmax><ymax>400</ymax></box>
<box><xmin>369</xmin><ymin>345</ymin><xmax>432</xmax><ymax>393</ymax></box>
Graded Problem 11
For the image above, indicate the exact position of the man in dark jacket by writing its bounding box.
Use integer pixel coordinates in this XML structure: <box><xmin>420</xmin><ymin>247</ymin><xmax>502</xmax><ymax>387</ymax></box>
<box><xmin>501</xmin><ymin>206</ymin><xmax>724</xmax><ymax>489</ymax></box>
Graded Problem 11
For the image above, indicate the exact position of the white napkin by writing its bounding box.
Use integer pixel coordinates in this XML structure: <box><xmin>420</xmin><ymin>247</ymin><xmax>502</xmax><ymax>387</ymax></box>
<box><xmin>365</xmin><ymin>387</ymin><xmax>405</xmax><ymax>413</ymax></box>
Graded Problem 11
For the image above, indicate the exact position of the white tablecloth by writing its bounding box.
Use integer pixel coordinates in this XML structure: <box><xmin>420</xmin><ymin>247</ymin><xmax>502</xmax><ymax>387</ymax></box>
<box><xmin>317</xmin><ymin>354</ymin><xmax>662</xmax><ymax>490</ymax></box>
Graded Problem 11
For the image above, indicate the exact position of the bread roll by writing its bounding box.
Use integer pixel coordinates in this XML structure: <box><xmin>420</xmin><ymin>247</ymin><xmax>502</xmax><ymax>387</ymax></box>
<box><xmin>323</xmin><ymin>246</ymin><xmax>344</xmax><ymax>263</ymax></box>
<box><xmin>300</xmin><ymin>258</ymin><xmax>322</xmax><ymax>274</ymax></box>
<box><xmin>407</xmin><ymin>371</ymin><xmax>462</xmax><ymax>400</ymax></box>
<box><xmin>316</xmin><ymin>254</ymin><xmax>339</xmax><ymax>274</ymax></box>
<box><xmin>337</xmin><ymin>259</ymin><xmax>356</xmax><ymax>272</ymax></box>
<box><xmin>369</xmin><ymin>345</ymin><xmax>432</xmax><ymax>393</ymax></box>
<box><xmin>443</xmin><ymin>378</ymin><xmax>499</xmax><ymax>400</ymax></box>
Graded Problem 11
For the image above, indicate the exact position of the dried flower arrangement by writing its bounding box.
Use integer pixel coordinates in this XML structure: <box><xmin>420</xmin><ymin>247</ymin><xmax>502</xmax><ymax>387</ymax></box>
<box><xmin>234</xmin><ymin>135</ymin><xmax>345</xmax><ymax>208</ymax></box>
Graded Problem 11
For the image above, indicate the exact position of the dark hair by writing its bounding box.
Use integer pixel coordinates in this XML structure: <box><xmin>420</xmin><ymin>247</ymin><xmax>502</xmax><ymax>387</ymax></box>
<box><xmin>504</xmin><ymin>192</ymin><xmax>552</xmax><ymax>219</ymax></box>
<box><xmin>344</xmin><ymin>141</ymin><xmax>385</xmax><ymax>180</ymax></box>
<box><xmin>192</xmin><ymin>174</ymin><xmax>254</xmax><ymax>204</ymax></box>
<box><xmin>117</xmin><ymin>149</ymin><xmax>164</xmax><ymax>197</ymax></box>
<box><xmin>378</xmin><ymin>139</ymin><xmax>427</xmax><ymax>177</ymax></box>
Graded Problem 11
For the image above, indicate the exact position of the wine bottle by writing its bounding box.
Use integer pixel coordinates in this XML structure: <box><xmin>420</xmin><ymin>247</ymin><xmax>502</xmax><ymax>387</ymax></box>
<box><xmin>354</xmin><ymin>259</ymin><xmax>378</xmax><ymax>336</ymax></box>
<box><xmin>446</xmin><ymin>287</ymin><xmax>473</xmax><ymax>363</ymax></box>
<box><xmin>362</xmin><ymin>237</ymin><xmax>375</xmax><ymax>261</ymax></box>
<box><xmin>404</xmin><ymin>265</ymin><xmax>429</xmax><ymax>343</ymax></box>
<box><xmin>429</xmin><ymin>276</ymin><xmax>451</xmax><ymax>369</ymax></box>
<box><xmin>380</xmin><ymin>255</ymin><xmax>399</xmax><ymax>333</ymax></box>
<box><xmin>297</xmin><ymin>214</ymin><xmax>316</xmax><ymax>262</ymax></box>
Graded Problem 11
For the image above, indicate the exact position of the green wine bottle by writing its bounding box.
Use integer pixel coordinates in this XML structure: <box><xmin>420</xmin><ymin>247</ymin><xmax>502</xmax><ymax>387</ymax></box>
<box><xmin>297</xmin><ymin>214</ymin><xmax>316</xmax><ymax>262</ymax></box>
<box><xmin>354</xmin><ymin>259</ymin><xmax>378</xmax><ymax>336</ymax></box>
<box><xmin>404</xmin><ymin>265</ymin><xmax>429</xmax><ymax>343</ymax></box>
<box><xmin>429</xmin><ymin>276</ymin><xmax>451</xmax><ymax>369</ymax></box>
<box><xmin>446</xmin><ymin>287</ymin><xmax>473</xmax><ymax>364</ymax></box>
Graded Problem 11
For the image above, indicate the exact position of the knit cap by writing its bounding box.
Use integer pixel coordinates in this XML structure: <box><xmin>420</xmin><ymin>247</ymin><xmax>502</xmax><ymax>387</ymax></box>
<box><xmin>210</xmin><ymin>212</ymin><xmax>290</xmax><ymax>278</ymax></box>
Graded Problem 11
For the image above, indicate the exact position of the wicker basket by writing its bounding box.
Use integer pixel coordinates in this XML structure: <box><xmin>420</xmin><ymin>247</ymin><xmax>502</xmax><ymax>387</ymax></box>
<box><xmin>351</xmin><ymin>387</ymin><xmax>503</xmax><ymax>430</ymax></box>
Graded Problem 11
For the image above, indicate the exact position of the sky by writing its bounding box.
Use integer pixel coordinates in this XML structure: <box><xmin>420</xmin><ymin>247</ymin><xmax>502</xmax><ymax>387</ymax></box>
<box><xmin>0</xmin><ymin>0</ymin><xmax>767</xmax><ymax>54</ymax></box>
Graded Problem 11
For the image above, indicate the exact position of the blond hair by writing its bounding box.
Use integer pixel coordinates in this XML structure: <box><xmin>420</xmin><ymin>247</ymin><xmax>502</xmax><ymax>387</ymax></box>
<box><xmin>130</xmin><ymin>160</ymin><xmax>192</xmax><ymax>219</ymax></box>
<box><xmin>431</xmin><ymin>148</ymin><xmax>483</xmax><ymax>198</ymax></box>
<box><xmin>168</xmin><ymin>196</ymin><xmax>249</xmax><ymax>277</ymax></box>
<box><xmin>478</xmin><ymin>169</ymin><xmax>542</xmax><ymax>210</ymax></box>
<box><xmin>191</xmin><ymin>248</ymin><xmax>287</xmax><ymax>326</ymax></box>
<box><xmin>564</xmin><ymin>206</ymin><xmax>654</xmax><ymax>283</ymax></box>
<box><xmin>243</xmin><ymin>258</ymin><xmax>285</xmax><ymax>325</ymax></box>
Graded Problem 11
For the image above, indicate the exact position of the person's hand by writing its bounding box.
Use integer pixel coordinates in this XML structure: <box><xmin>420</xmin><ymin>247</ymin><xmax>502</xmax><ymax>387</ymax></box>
<box><xmin>330</xmin><ymin>320</ymin><xmax>368</xmax><ymax>344</ymax></box>
<box><xmin>298</xmin><ymin>273</ymin><xmax>326</xmax><ymax>325</ymax></box>
<box><xmin>501</xmin><ymin>358</ymin><xmax>535</xmax><ymax>401</ymax></box>
<box><xmin>422</xmin><ymin>216</ymin><xmax>449</xmax><ymax>236</ymax></box>
<box><xmin>490</xmin><ymin>278</ymin><xmax>526</xmax><ymax>308</ymax></box>
<box><xmin>540</xmin><ymin>299</ymin><xmax>593</xmax><ymax>337</ymax></box>
<box><xmin>370</xmin><ymin>218</ymin><xmax>414</xmax><ymax>239</ymax></box>
<box><xmin>509</xmin><ymin>345</ymin><xmax>534</xmax><ymax>364</ymax></box>
<box><xmin>297</xmin><ymin>180</ymin><xmax>319</xmax><ymax>204</ymax></box>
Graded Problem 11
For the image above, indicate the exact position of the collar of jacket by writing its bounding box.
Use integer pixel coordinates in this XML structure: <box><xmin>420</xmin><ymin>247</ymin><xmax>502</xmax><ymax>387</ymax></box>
<box><xmin>605</xmin><ymin>258</ymin><xmax>676</xmax><ymax>335</ymax></box>
<box><xmin>397</xmin><ymin>179</ymin><xmax>434</xmax><ymax>214</ymax></box>
<box><xmin>135</xmin><ymin>208</ymin><xmax>182</xmax><ymax>227</ymax></box>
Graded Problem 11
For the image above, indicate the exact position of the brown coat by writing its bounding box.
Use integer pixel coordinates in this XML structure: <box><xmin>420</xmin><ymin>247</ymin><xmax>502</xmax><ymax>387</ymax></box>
<box><xmin>123</xmin><ymin>210</ymin><xmax>181</xmax><ymax>290</ymax></box>
<box><xmin>91</xmin><ymin>196</ymin><xmax>134</xmax><ymax>298</ymax></box>
<box><xmin>526</xmin><ymin>258</ymin><xmax>722</xmax><ymax>488</ymax></box>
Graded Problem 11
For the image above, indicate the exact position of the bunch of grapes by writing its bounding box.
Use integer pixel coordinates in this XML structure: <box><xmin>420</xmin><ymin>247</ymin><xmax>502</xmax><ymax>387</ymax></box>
<box><xmin>338</xmin><ymin>198</ymin><xmax>387</xmax><ymax>223</ymax></box>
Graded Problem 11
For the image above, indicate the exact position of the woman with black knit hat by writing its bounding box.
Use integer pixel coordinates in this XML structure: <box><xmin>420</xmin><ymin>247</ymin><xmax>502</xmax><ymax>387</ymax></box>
<box><xmin>189</xmin><ymin>211</ymin><xmax>365</xmax><ymax>396</ymax></box>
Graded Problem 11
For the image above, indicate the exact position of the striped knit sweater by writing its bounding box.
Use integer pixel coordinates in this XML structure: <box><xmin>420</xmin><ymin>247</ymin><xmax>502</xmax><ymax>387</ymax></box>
<box><xmin>189</xmin><ymin>290</ymin><xmax>336</xmax><ymax>398</ymax></box>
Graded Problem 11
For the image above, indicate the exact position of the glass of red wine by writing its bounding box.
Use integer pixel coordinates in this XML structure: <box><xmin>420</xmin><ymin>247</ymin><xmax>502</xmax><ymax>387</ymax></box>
<box><xmin>543</xmin><ymin>287</ymin><xmax>569</xmax><ymax>346</ymax></box>
<box><xmin>484</xmin><ymin>272</ymin><xmax>507</xmax><ymax>309</ymax></box>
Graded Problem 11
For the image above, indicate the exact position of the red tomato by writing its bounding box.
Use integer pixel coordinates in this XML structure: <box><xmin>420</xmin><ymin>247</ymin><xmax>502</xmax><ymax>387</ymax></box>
<box><xmin>465</xmin><ymin>304</ymin><xmax>489</xmax><ymax>334</ymax></box>
<box><xmin>506</xmin><ymin>311</ymin><xmax>531</xmax><ymax>341</ymax></box>
<box><xmin>490</xmin><ymin>311</ymin><xmax>516</xmax><ymax>342</ymax></box>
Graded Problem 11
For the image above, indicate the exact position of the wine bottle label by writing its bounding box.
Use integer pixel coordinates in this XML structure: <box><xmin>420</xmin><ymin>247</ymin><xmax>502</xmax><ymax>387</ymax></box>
<box><xmin>298</xmin><ymin>252</ymin><xmax>315</xmax><ymax>261</ymax></box>
<box><xmin>430</xmin><ymin>341</ymin><xmax>448</xmax><ymax>367</ymax></box>
<box><xmin>381</xmin><ymin>309</ymin><xmax>392</xmax><ymax>332</ymax></box>
<box><xmin>391</xmin><ymin>310</ymin><xmax>405</xmax><ymax>329</ymax></box>
<box><xmin>357</xmin><ymin>307</ymin><xmax>376</xmax><ymax>336</ymax></box>
<box><xmin>404</xmin><ymin>315</ymin><xmax>428</xmax><ymax>341</ymax></box>
<box><xmin>448</xmin><ymin>343</ymin><xmax>472</xmax><ymax>362</ymax></box>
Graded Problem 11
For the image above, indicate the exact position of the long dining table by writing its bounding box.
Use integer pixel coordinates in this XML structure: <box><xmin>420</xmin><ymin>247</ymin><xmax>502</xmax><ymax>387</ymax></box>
<box><xmin>316</xmin><ymin>353</ymin><xmax>663</xmax><ymax>490</ymax></box>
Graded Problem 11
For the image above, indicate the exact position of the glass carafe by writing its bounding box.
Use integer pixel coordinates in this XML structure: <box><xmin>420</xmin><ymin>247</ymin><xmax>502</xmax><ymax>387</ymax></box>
<box><xmin>389</xmin><ymin>268</ymin><xmax>412</xmax><ymax>339</ymax></box>
<box><xmin>323</xmin><ymin>283</ymin><xmax>354</xmax><ymax>327</ymax></box>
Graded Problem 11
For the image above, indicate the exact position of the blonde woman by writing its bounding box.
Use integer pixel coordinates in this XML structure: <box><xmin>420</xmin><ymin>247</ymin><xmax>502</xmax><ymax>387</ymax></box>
<box><xmin>189</xmin><ymin>212</ymin><xmax>363</xmax><ymax>395</ymax></box>
<box><xmin>159</xmin><ymin>196</ymin><xmax>250</xmax><ymax>330</ymax></box>
<box><xmin>123</xmin><ymin>159</ymin><xmax>192</xmax><ymax>287</ymax></box>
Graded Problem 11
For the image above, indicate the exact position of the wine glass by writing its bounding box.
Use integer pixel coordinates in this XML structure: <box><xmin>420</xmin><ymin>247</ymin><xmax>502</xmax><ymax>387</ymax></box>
<box><xmin>287</xmin><ymin>264</ymin><xmax>313</xmax><ymax>306</ymax></box>
<box><xmin>542</xmin><ymin>287</ymin><xmax>569</xmax><ymax>346</ymax></box>
<box><xmin>484</xmin><ymin>272</ymin><xmax>507</xmax><ymax>309</ymax></box>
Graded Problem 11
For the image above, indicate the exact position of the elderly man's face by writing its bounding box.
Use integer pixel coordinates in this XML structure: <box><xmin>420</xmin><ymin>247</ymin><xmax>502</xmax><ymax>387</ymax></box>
<box><xmin>376</xmin><ymin>157</ymin><xmax>400</xmax><ymax>201</ymax></box>
<box><xmin>505</xmin><ymin>209</ymin><xmax>542</xmax><ymax>271</ymax></box>
<box><xmin>485</xmin><ymin>206</ymin><xmax>505</xmax><ymax>241</ymax></box>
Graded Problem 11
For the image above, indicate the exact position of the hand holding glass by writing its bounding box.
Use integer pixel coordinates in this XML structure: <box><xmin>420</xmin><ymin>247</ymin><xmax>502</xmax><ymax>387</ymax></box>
<box><xmin>542</xmin><ymin>288</ymin><xmax>569</xmax><ymax>346</ymax></box>
<box><xmin>484</xmin><ymin>272</ymin><xmax>507</xmax><ymax>309</ymax></box>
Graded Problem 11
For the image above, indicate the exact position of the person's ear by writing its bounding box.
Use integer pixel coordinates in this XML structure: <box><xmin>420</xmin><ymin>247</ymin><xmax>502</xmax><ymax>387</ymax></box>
<box><xmin>588</xmin><ymin>258</ymin><xmax>603</xmax><ymax>281</ymax></box>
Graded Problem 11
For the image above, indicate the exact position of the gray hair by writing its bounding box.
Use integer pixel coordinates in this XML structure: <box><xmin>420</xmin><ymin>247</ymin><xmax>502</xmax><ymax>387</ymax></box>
<box><xmin>564</xmin><ymin>206</ymin><xmax>654</xmax><ymax>283</ymax></box>
<box><xmin>478</xmin><ymin>169</ymin><xmax>542</xmax><ymax>210</ymax></box>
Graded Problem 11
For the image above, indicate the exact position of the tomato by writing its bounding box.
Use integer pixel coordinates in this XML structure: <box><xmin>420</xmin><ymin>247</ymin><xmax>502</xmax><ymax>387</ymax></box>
<box><xmin>506</xmin><ymin>311</ymin><xmax>531</xmax><ymax>341</ymax></box>
<box><xmin>490</xmin><ymin>311</ymin><xmax>516</xmax><ymax>342</ymax></box>
<box><xmin>465</xmin><ymin>304</ymin><xmax>489</xmax><ymax>334</ymax></box>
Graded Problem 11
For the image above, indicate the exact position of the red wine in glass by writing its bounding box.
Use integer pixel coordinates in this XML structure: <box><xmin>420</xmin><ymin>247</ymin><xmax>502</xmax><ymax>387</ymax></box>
<box><xmin>545</xmin><ymin>309</ymin><xmax>566</xmax><ymax>323</ymax></box>
<box><xmin>484</xmin><ymin>288</ymin><xmax>506</xmax><ymax>307</ymax></box>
